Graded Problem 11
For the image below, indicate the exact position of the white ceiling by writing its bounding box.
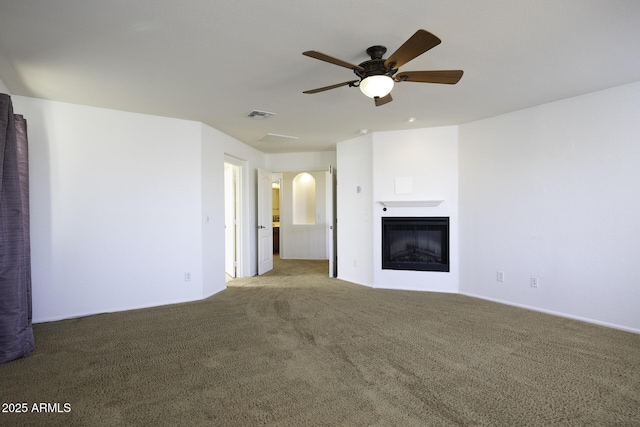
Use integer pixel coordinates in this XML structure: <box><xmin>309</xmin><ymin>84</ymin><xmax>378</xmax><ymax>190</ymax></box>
<box><xmin>1</xmin><ymin>1</ymin><xmax>639</xmax><ymax>153</ymax></box>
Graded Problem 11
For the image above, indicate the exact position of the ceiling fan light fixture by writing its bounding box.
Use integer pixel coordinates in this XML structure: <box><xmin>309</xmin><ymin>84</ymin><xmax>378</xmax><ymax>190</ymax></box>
<box><xmin>302</xmin><ymin>30</ymin><xmax>462</xmax><ymax>107</ymax></box>
<box><xmin>359</xmin><ymin>75</ymin><xmax>394</xmax><ymax>98</ymax></box>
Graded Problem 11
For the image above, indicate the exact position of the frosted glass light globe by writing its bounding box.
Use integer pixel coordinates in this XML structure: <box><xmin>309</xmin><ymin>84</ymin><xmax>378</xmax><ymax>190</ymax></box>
<box><xmin>359</xmin><ymin>75</ymin><xmax>394</xmax><ymax>98</ymax></box>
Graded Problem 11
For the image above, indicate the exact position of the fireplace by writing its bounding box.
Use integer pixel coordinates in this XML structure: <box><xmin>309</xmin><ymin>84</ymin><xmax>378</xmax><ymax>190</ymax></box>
<box><xmin>382</xmin><ymin>217</ymin><xmax>450</xmax><ymax>272</ymax></box>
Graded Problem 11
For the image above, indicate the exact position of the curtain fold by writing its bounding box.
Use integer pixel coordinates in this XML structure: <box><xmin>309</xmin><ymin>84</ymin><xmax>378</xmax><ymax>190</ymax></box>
<box><xmin>0</xmin><ymin>93</ymin><xmax>35</xmax><ymax>364</ymax></box>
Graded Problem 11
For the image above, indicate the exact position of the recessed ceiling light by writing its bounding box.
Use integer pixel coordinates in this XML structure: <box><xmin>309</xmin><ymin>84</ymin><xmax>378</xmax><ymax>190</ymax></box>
<box><xmin>358</xmin><ymin>128</ymin><xmax>369</xmax><ymax>135</ymax></box>
<box><xmin>406</xmin><ymin>117</ymin><xmax>416</xmax><ymax>123</ymax></box>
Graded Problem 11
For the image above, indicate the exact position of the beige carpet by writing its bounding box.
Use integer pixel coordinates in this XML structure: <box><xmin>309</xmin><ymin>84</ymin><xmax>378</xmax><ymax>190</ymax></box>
<box><xmin>1</xmin><ymin>257</ymin><xmax>639</xmax><ymax>426</ymax></box>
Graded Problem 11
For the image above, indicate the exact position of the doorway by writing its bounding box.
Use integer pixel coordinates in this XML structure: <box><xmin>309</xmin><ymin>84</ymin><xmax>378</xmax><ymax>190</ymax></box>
<box><xmin>273</xmin><ymin>169</ymin><xmax>336</xmax><ymax>277</ymax></box>
<box><xmin>272</xmin><ymin>177</ymin><xmax>281</xmax><ymax>256</ymax></box>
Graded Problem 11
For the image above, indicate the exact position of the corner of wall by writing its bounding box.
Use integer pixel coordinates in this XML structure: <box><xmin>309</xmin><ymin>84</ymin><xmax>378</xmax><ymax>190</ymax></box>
<box><xmin>336</xmin><ymin>134</ymin><xmax>374</xmax><ymax>285</ymax></box>
<box><xmin>0</xmin><ymin>76</ymin><xmax>10</xmax><ymax>94</ymax></box>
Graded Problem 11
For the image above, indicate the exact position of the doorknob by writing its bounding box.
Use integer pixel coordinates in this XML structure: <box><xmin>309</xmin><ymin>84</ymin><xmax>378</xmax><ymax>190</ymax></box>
<box><xmin>258</xmin><ymin>225</ymin><xmax>265</xmax><ymax>229</ymax></box>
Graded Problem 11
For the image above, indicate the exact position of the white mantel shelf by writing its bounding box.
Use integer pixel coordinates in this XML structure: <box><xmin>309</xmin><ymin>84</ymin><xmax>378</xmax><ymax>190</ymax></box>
<box><xmin>379</xmin><ymin>200</ymin><xmax>444</xmax><ymax>207</ymax></box>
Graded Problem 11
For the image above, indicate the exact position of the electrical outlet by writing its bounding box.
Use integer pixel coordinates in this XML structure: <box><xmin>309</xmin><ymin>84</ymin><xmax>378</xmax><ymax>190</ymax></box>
<box><xmin>497</xmin><ymin>271</ymin><xmax>505</xmax><ymax>282</ymax></box>
<box><xmin>530</xmin><ymin>277</ymin><xmax>539</xmax><ymax>288</ymax></box>
<box><xmin>185</xmin><ymin>272</ymin><xmax>191</xmax><ymax>282</ymax></box>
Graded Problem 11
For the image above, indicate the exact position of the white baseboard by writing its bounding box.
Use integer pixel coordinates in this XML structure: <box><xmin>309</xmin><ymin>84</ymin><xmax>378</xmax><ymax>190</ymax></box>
<box><xmin>460</xmin><ymin>292</ymin><xmax>640</xmax><ymax>335</ymax></box>
<box><xmin>337</xmin><ymin>276</ymin><xmax>373</xmax><ymax>288</ymax></box>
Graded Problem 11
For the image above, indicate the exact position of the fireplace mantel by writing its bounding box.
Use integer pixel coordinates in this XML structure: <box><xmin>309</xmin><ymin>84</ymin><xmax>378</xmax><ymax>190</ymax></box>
<box><xmin>379</xmin><ymin>200</ymin><xmax>443</xmax><ymax>207</ymax></box>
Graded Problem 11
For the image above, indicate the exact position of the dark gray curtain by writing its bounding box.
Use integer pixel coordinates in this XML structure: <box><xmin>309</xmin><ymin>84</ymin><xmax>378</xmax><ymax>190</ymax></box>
<box><xmin>0</xmin><ymin>93</ymin><xmax>35</xmax><ymax>364</ymax></box>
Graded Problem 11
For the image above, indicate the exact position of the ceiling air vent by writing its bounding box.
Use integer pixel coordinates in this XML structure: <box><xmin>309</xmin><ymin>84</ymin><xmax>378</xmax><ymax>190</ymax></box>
<box><xmin>259</xmin><ymin>133</ymin><xmax>299</xmax><ymax>143</ymax></box>
<box><xmin>247</xmin><ymin>109</ymin><xmax>275</xmax><ymax>119</ymax></box>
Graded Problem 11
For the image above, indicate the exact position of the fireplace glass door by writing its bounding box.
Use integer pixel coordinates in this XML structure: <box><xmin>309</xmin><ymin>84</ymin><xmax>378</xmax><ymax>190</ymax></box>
<box><xmin>382</xmin><ymin>217</ymin><xmax>450</xmax><ymax>272</ymax></box>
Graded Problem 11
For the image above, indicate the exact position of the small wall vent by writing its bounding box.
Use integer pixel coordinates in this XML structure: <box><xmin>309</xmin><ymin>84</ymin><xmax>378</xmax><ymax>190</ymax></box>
<box><xmin>247</xmin><ymin>109</ymin><xmax>275</xmax><ymax>119</ymax></box>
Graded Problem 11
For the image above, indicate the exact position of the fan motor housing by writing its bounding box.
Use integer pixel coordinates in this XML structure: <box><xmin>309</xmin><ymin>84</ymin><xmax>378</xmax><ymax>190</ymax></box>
<box><xmin>358</xmin><ymin>59</ymin><xmax>387</xmax><ymax>76</ymax></box>
<box><xmin>355</xmin><ymin>45</ymin><xmax>397</xmax><ymax>80</ymax></box>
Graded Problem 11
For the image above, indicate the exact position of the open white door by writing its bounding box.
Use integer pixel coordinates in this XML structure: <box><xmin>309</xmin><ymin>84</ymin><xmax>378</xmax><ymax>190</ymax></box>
<box><xmin>328</xmin><ymin>165</ymin><xmax>337</xmax><ymax>277</ymax></box>
<box><xmin>224</xmin><ymin>163</ymin><xmax>237</xmax><ymax>278</ymax></box>
<box><xmin>258</xmin><ymin>168</ymin><xmax>273</xmax><ymax>275</ymax></box>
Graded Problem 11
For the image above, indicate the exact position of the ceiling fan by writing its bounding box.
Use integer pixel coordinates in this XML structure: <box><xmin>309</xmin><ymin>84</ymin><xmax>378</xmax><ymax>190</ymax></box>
<box><xmin>302</xmin><ymin>29</ymin><xmax>463</xmax><ymax>106</ymax></box>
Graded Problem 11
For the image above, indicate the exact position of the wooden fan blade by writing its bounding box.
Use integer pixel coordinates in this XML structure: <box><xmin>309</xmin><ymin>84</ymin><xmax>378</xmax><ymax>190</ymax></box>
<box><xmin>303</xmin><ymin>51</ymin><xmax>365</xmax><ymax>72</ymax></box>
<box><xmin>374</xmin><ymin>93</ymin><xmax>393</xmax><ymax>107</ymax></box>
<box><xmin>303</xmin><ymin>80</ymin><xmax>359</xmax><ymax>94</ymax></box>
<box><xmin>384</xmin><ymin>30</ymin><xmax>441</xmax><ymax>70</ymax></box>
<box><xmin>395</xmin><ymin>70</ymin><xmax>463</xmax><ymax>84</ymax></box>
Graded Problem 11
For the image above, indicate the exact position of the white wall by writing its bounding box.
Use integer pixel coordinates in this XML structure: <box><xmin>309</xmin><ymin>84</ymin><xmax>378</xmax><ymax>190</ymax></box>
<box><xmin>201</xmin><ymin>123</ymin><xmax>226</xmax><ymax>296</ymax></box>
<box><xmin>13</xmin><ymin>96</ymin><xmax>207</xmax><ymax>322</ymax></box>
<box><xmin>372</xmin><ymin>127</ymin><xmax>459</xmax><ymax>292</ymax></box>
<box><xmin>336</xmin><ymin>134</ymin><xmax>374</xmax><ymax>287</ymax></box>
<box><xmin>266</xmin><ymin>151</ymin><xmax>336</xmax><ymax>172</ymax></box>
<box><xmin>10</xmin><ymin>95</ymin><xmax>270</xmax><ymax>322</ymax></box>
<box><xmin>459</xmin><ymin>82</ymin><xmax>640</xmax><ymax>333</ymax></box>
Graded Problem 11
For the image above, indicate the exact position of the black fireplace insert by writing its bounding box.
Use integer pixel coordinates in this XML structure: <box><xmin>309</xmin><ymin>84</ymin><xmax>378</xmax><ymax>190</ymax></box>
<box><xmin>382</xmin><ymin>217</ymin><xmax>450</xmax><ymax>272</ymax></box>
